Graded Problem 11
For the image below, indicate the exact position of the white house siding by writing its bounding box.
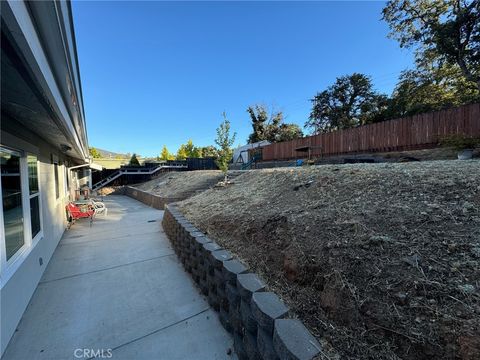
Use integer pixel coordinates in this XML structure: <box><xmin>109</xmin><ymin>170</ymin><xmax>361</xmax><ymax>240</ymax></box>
<box><xmin>1</xmin><ymin>1</ymin><xmax>88</xmax><ymax>354</ymax></box>
<box><xmin>1</xmin><ymin>125</ymin><xmax>74</xmax><ymax>355</ymax></box>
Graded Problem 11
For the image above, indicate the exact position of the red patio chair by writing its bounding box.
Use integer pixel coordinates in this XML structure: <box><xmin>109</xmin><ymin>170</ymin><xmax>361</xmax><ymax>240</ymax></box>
<box><xmin>66</xmin><ymin>202</ymin><xmax>95</xmax><ymax>229</ymax></box>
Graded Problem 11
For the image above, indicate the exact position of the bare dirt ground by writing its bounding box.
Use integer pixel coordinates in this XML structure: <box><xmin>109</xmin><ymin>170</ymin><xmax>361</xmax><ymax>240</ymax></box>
<box><xmin>134</xmin><ymin>170</ymin><xmax>225</xmax><ymax>198</ymax></box>
<box><xmin>379</xmin><ymin>147</ymin><xmax>479</xmax><ymax>161</ymax></box>
<box><xmin>178</xmin><ymin>160</ymin><xmax>480</xmax><ymax>360</ymax></box>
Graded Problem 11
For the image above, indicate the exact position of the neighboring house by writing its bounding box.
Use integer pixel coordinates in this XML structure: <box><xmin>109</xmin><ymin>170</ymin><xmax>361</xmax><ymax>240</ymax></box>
<box><xmin>232</xmin><ymin>140</ymin><xmax>270</xmax><ymax>165</ymax></box>
<box><xmin>1</xmin><ymin>1</ymin><xmax>93</xmax><ymax>355</ymax></box>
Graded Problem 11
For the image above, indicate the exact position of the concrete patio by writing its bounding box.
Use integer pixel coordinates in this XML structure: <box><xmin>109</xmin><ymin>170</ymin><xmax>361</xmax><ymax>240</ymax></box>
<box><xmin>2</xmin><ymin>196</ymin><xmax>235</xmax><ymax>360</ymax></box>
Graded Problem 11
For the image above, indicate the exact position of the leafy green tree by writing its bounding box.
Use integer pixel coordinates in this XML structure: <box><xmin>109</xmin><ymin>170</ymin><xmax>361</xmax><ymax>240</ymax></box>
<box><xmin>175</xmin><ymin>140</ymin><xmax>202</xmax><ymax>159</ymax></box>
<box><xmin>159</xmin><ymin>145</ymin><xmax>174</xmax><ymax>161</ymax></box>
<box><xmin>386</xmin><ymin>65</ymin><xmax>479</xmax><ymax>118</ymax></box>
<box><xmin>382</xmin><ymin>0</ymin><xmax>480</xmax><ymax>91</ymax></box>
<box><xmin>176</xmin><ymin>146</ymin><xmax>188</xmax><ymax>160</ymax></box>
<box><xmin>215</xmin><ymin>113</ymin><xmax>236</xmax><ymax>182</ymax></box>
<box><xmin>129</xmin><ymin>153</ymin><xmax>140</xmax><ymax>166</ymax></box>
<box><xmin>89</xmin><ymin>147</ymin><xmax>101</xmax><ymax>158</ymax></box>
<box><xmin>247</xmin><ymin>105</ymin><xmax>275</xmax><ymax>143</ymax></box>
<box><xmin>199</xmin><ymin>145</ymin><xmax>219</xmax><ymax>158</ymax></box>
<box><xmin>247</xmin><ymin>105</ymin><xmax>303</xmax><ymax>143</ymax></box>
<box><xmin>184</xmin><ymin>139</ymin><xmax>202</xmax><ymax>158</ymax></box>
<box><xmin>306</xmin><ymin>73</ymin><xmax>388</xmax><ymax>133</ymax></box>
<box><xmin>277</xmin><ymin>124</ymin><xmax>304</xmax><ymax>142</ymax></box>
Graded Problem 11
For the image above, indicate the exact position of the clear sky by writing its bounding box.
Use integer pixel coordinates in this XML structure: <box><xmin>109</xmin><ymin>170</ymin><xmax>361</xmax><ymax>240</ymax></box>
<box><xmin>72</xmin><ymin>1</ymin><xmax>414</xmax><ymax>157</ymax></box>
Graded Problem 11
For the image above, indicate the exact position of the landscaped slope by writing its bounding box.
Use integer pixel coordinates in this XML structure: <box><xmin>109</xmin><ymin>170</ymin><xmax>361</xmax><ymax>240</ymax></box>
<box><xmin>178</xmin><ymin>161</ymin><xmax>480</xmax><ymax>359</ymax></box>
<box><xmin>134</xmin><ymin>170</ymin><xmax>225</xmax><ymax>199</ymax></box>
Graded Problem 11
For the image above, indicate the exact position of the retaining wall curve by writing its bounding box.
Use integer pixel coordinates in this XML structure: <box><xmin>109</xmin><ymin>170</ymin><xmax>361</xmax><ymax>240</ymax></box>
<box><xmin>123</xmin><ymin>186</ymin><xmax>183</xmax><ymax>209</ymax></box>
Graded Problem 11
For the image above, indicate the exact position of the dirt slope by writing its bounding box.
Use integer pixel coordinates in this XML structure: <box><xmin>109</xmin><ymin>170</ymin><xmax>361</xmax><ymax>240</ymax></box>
<box><xmin>134</xmin><ymin>170</ymin><xmax>225</xmax><ymax>198</ymax></box>
<box><xmin>178</xmin><ymin>161</ymin><xmax>480</xmax><ymax>359</ymax></box>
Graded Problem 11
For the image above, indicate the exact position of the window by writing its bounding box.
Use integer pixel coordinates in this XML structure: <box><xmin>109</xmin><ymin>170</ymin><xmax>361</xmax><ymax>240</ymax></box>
<box><xmin>1</xmin><ymin>148</ymin><xmax>25</xmax><ymax>261</ymax></box>
<box><xmin>27</xmin><ymin>155</ymin><xmax>41</xmax><ymax>238</ymax></box>
<box><xmin>54</xmin><ymin>162</ymin><xmax>59</xmax><ymax>199</ymax></box>
<box><xmin>64</xmin><ymin>166</ymin><xmax>69</xmax><ymax>197</ymax></box>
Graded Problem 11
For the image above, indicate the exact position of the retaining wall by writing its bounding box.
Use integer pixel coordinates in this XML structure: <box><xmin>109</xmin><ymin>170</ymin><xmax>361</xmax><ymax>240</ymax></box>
<box><xmin>162</xmin><ymin>204</ymin><xmax>321</xmax><ymax>360</ymax></box>
<box><xmin>123</xmin><ymin>186</ymin><xmax>183</xmax><ymax>210</ymax></box>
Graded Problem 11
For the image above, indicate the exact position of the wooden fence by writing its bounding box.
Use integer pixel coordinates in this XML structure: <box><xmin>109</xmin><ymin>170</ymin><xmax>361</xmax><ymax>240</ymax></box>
<box><xmin>259</xmin><ymin>103</ymin><xmax>480</xmax><ymax>161</ymax></box>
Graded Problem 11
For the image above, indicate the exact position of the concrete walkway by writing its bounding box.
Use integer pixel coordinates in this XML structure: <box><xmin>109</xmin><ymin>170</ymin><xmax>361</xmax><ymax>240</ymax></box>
<box><xmin>3</xmin><ymin>196</ymin><xmax>235</xmax><ymax>360</ymax></box>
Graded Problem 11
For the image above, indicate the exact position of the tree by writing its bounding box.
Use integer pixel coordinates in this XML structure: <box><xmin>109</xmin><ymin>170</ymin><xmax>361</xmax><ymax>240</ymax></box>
<box><xmin>175</xmin><ymin>139</ymin><xmax>201</xmax><ymax>160</ymax></box>
<box><xmin>89</xmin><ymin>147</ymin><xmax>101</xmax><ymax>158</ymax></box>
<box><xmin>215</xmin><ymin>113</ymin><xmax>236</xmax><ymax>182</ymax></box>
<box><xmin>382</xmin><ymin>0</ymin><xmax>480</xmax><ymax>91</ymax></box>
<box><xmin>247</xmin><ymin>105</ymin><xmax>303</xmax><ymax>143</ymax></box>
<box><xmin>199</xmin><ymin>145</ymin><xmax>219</xmax><ymax>158</ymax></box>
<box><xmin>176</xmin><ymin>146</ymin><xmax>188</xmax><ymax>160</ymax></box>
<box><xmin>159</xmin><ymin>145</ymin><xmax>174</xmax><ymax>161</ymax></box>
<box><xmin>386</xmin><ymin>65</ymin><xmax>479</xmax><ymax>118</ymax></box>
<box><xmin>184</xmin><ymin>139</ymin><xmax>202</xmax><ymax>158</ymax></box>
<box><xmin>277</xmin><ymin>124</ymin><xmax>304</xmax><ymax>142</ymax></box>
<box><xmin>306</xmin><ymin>73</ymin><xmax>388</xmax><ymax>133</ymax></box>
<box><xmin>129</xmin><ymin>153</ymin><xmax>140</xmax><ymax>166</ymax></box>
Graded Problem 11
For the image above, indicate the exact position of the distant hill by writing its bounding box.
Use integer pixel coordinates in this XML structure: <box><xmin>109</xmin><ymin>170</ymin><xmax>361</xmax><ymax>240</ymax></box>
<box><xmin>95</xmin><ymin>148</ymin><xmax>129</xmax><ymax>159</ymax></box>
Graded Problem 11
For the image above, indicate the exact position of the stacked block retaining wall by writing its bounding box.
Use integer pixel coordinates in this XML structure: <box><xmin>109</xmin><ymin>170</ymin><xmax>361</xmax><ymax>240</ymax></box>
<box><xmin>162</xmin><ymin>204</ymin><xmax>321</xmax><ymax>360</ymax></box>
<box><xmin>123</xmin><ymin>186</ymin><xmax>183</xmax><ymax>209</ymax></box>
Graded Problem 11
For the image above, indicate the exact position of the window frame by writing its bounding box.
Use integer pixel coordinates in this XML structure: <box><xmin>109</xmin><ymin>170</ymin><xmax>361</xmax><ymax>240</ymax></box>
<box><xmin>0</xmin><ymin>147</ymin><xmax>44</xmax><ymax>285</ymax></box>
<box><xmin>54</xmin><ymin>162</ymin><xmax>59</xmax><ymax>199</ymax></box>
<box><xmin>0</xmin><ymin>147</ymin><xmax>29</xmax><ymax>279</ymax></box>
<box><xmin>64</xmin><ymin>165</ymin><xmax>69</xmax><ymax>198</ymax></box>
<box><xmin>27</xmin><ymin>153</ymin><xmax>43</xmax><ymax>245</ymax></box>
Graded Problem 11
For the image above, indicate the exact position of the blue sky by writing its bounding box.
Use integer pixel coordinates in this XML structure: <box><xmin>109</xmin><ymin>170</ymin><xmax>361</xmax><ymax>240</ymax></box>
<box><xmin>73</xmin><ymin>1</ymin><xmax>414</xmax><ymax>157</ymax></box>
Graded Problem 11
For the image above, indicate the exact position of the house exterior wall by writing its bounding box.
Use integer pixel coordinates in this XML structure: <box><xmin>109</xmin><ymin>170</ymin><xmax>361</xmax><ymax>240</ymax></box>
<box><xmin>1</xmin><ymin>121</ymin><xmax>74</xmax><ymax>355</ymax></box>
<box><xmin>1</xmin><ymin>1</ymin><xmax>89</xmax><ymax>355</ymax></box>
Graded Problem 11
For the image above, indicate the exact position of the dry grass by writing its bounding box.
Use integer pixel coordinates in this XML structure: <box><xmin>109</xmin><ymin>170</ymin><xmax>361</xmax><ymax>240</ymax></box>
<box><xmin>179</xmin><ymin>160</ymin><xmax>480</xmax><ymax>359</ymax></box>
<box><xmin>134</xmin><ymin>170</ymin><xmax>224</xmax><ymax>198</ymax></box>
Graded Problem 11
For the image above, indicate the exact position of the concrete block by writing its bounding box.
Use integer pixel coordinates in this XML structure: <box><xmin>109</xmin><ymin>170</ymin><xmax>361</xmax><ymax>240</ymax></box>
<box><xmin>226</xmin><ymin>282</ymin><xmax>240</xmax><ymax>308</ymax></box>
<box><xmin>177</xmin><ymin>219</ymin><xmax>190</xmax><ymax>227</ymax></box>
<box><xmin>219</xmin><ymin>307</ymin><xmax>233</xmax><ymax>333</ymax></box>
<box><xmin>204</xmin><ymin>261</ymin><xmax>215</xmax><ymax>278</ymax></box>
<box><xmin>229</xmin><ymin>304</ymin><xmax>243</xmax><ymax>333</ymax></box>
<box><xmin>202</xmin><ymin>241</ymin><xmax>222</xmax><ymax>253</ymax></box>
<box><xmin>240</xmin><ymin>299</ymin><xmax>257</xmax><ymax>334</ymax></box>
<box><xmin>251</xmin><ymin>292</ymin><xmax>289</xmax><ymax>335</ymax></box>
<box><xmin>189</xmin><ymin>255</ymin><xmax>199</xmax><ymax>271</ymax></box>
<box><xmin>211</xmin><ymin>250</ymin><xmax>233</xmax><ymax>269</ymax></box>
<box><xmin>208</xmin><ymin>291</ymin><xmax>219</xmax><ymax>312</ymax></box>
<box><xmin>234</xmin><ymin>331</ymin><xmax>249</xmax><ymax>360</ymax></box>
<box><xmin>197</xmin><ymin>265</ymin><xmax>207</xmax><ymax>281</ymax></box>
<box><xmin>257</xmin><ymin>326</ymin><xmax>279</xmax><ymax>360</ymax></box>
<box><xmin>187</xmin><ymin>231</ymin><xmax>204</xmax><ymax>245</ymax></box>
<box><xmin>185</xmin><ymin>263</ymin><xmax>193</xmax><ymax>274</ymax></box>
<box><xmin>237</xmin><ymin>273</ymin><xmax>266</xmax><ymax>300</ymax></box>
<box><xmin>199</xmin><ymin>276</ymin><xmax>209</xmax><ymax>295</ymax></box>
<box><xmin>183</xmin><ymin>225</ymin><xmax>198</xmax><ymax>236</ymax></box>
<box><xmin>217</xmin><ymin>286</ymin><xmax>228</xmax><ymax>311</ymax></box>
<box><xmin>207</xmin><ymin>275</ymin><xmax>217</xmax><ymax>294</ymax></box>
<box><xmin>192</xmin><ymin>273</ymin><xmax>201</xmax><ymax>285</ymax></box>
<box><xmin>193</xmin><ymin>235</ymin><xmax>212</xmax><ymax>252</ymax></box>
<box><xmin>243</xmin><ymin>330</ymin><xmax>260</xmax><ymax>360</ymax></box>
<box><xmin>222</xmin><ymin>260</ymin><xmax>248</xmax><ymax>285</ymax></box>
<box><xmin>273</xmin><ymin>319</ymin><xmax>321</xmax><ymax>360</ymax></box>
<box><xmin>214</xmin><ymin>267</ymin><xmax>224</xmax><ymax>284</ymax></box>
